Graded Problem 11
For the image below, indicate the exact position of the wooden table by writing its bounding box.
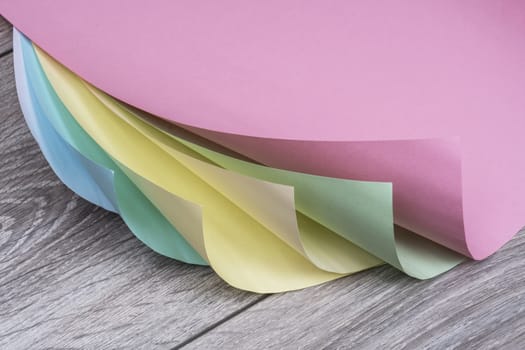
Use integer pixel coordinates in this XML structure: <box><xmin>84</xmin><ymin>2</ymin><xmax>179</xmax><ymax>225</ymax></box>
<box><xmin>1</xmin><ymin>18</ymin><xmax>524</xmax><ymax>349</ymax></box>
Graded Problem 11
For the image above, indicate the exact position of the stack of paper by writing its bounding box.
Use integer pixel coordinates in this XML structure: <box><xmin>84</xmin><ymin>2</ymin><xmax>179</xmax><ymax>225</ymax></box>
<box><xmin>3</xmin><ymin>1</ymin><xmax>525</xmax><ymax>292</ymax></box>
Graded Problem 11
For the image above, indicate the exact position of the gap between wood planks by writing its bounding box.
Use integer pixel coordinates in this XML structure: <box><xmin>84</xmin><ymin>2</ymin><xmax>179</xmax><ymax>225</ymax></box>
<box><xmin>174</xmin><ymin>295</ymin><xmax>270</xmax><ymax>350</ymax></box>
<box><xmin>0</xmin><ymin>49</ymin><xmax>12</xmax><ymax>59</ymax></box>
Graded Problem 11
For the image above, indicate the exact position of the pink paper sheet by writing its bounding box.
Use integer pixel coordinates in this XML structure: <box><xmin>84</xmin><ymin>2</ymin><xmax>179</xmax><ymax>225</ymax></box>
<box><xmin>2</xmin><ymin>0</ymin><xmax>524</xmax><ymax>259</ymax></box>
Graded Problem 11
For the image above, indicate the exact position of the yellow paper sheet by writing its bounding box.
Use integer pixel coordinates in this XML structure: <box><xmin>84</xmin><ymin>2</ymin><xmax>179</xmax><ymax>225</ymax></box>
<box><xmin>89</xmin><ymin>85</ymin><xmax>382</xmax><ymax>273</ymax></box>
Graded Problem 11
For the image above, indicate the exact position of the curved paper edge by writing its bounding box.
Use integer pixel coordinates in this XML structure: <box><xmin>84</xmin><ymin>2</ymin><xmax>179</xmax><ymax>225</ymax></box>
<box><xmin>14</xmin><ymin>30</ymin><xmax>117</xmax><ymax>213</ymax></box>
<box><xmin>127</xmin><ymin>105</ymin><xmax>467</xmax><ymax>278</ymax></box>
<box><xmin>89</xmin><ymin>85</ymin><xmax>384</xmax><ymax>275</ymax></box>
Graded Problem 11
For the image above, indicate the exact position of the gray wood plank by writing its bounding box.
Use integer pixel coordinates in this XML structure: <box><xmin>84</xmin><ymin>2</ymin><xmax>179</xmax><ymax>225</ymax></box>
<box><xmin>0</xmin><ymin>52</ymin><xmax>263</xmax><ymax>349</ymax></box>
<box><xmin>184</xmin><ymin>230</ymin><xmax>525</xmax><ymax>349</ymax></box>
<box><xmin>0</xmin><ymin>16</ymin><xmax>12</xmax><ymax>55</ymax></box>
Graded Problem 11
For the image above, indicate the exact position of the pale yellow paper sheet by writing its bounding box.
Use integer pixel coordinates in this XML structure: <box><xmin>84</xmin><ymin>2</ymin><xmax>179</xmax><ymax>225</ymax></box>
<box><xmin>88</xmin><ymin>85</ymin><xmax>382</xmax><ymax>273</ymax></box>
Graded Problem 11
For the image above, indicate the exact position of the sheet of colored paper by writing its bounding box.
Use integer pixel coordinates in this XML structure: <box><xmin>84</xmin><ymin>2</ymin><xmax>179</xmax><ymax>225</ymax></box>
<box><xmin>14</xmin><ymin>32</ymin><xmax>117</xmax><ymax>213</ymax></box>
<box><xmin>16</xmin><ymin>30</ymin><xmax>206</xmax><ymax>265</ymax></box>
<box><xmin>2</xmin><ymin>1</ymin><xmax>524</xmax><ymax>260</ymax></box>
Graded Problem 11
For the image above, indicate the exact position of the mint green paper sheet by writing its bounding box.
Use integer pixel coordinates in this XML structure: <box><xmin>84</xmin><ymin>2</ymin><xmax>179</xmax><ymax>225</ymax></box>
<box><xmin>124</xmin><ymin>108</ymin><xmax>466</xmax><ymax>279</ymax></box>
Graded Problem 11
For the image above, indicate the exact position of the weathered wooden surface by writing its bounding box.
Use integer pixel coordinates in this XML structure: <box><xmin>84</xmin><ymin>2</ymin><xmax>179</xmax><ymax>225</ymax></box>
<box><xmin>0</xmin><ymin>19</ymin><xmax>524</xmax><ymax>349</ymax></box>
<box><xmin>0</xmin><ymin>16</ymin><xmax>12</xmax><ymax>55</ymax></box>
<box><xmin>186</xmin><ymin>232</ymin><xmax>525</xmax><ymax>349</ymax></box>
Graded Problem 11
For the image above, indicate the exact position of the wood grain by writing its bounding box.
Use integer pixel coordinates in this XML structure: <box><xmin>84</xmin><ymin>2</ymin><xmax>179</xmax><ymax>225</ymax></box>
<box><xmin>0</xmin><ymin>16</ymin><xmax>12</xmax><ymax>55</ymax></box>
<box><xmin>184</xmin><ymin>230</ymin><xmax>525</xmax><ymax>349</ymax></box>
<box><xmin>1</xmin><ymin>20</ymin><xmax>524</xmax><ymax>350</ymax></box>
<box><xmin>0</xmin><ymin>52</ymin><xmax>263</xmax><ymax>349</ymax></box>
